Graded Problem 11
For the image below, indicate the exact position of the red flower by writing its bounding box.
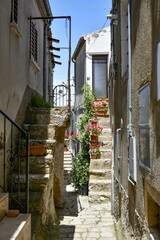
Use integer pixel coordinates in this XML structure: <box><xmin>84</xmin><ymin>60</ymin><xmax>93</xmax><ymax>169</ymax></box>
<box><xmin>70</xmin><ymin>131</ymin><xmax>73</xmax><ymax>136</ymax></box>
<box><xmin>66</xmin><ymin>131</ymin><xmax>69</xmax><ymax>135</ymax></box>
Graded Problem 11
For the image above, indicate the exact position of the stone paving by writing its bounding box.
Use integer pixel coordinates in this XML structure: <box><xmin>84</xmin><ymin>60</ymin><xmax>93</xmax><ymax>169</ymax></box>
<box><xmin>51</xmin><ymin>184</ymin><xmax>124</xmax><ymax>240</ymax></box>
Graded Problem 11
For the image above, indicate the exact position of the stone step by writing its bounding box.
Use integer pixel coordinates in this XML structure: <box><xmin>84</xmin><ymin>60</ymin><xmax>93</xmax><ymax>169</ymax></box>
<box><xmin>25</xmin><ymin>107</ymin><xmax>70</xmax><ymax>125</ymax></box>
<box><xmin>12</xmin><ymin>174</ymin><xmax>50</xmax><ymax>192</ymax></box>
<box><xmin>90</xmin><ymin>159</ymin><xmax>111</xmax><ymax>170</ymax></box>
<box><xmin>98</xmin><ymin>135</ymin><xmax>112</xmax><ymax>142</ymax></box>
<box><xmin>100</xmin><ymin>149</ymin><xmax>112</xmax><ymax>159</ymax></box>
<box><xmin>64</xmin><ymin>157</ymin><xmax>72</xmax><ymax>160</ymax></box>
<box><xmin>23</xmin><ymin>124</ymin><xmax>55</xmax><ymax>140</ymax></box>
<box><xmin>89</xmin><ymin>169</ymin><xmax>111</xmax><ymax>180</ymax></box>
<box><xmin>0</xmin><ymin>213</ymin><xmax>31</xmax><ymax>240</ymax></box>
<box><xmin>101</xmin><ymin>128</ymin><xmax>111</xmax><ymax>136</ymax></box>
<box><xmin>0</xmin><ymin>193</ymin><xmax>9</xmax><ymax>222</ymax></box>
<box><xmin>99</xmin><ymin>141</ymin><xmax>112</xmax><ymax>150</ymax></box>
<box><xmin>64</xmin><ymin>152</ymin><xmax>72</xmax><ymax>156</ymax></box>
<box><xmin>15</xmin><ymin>154</ymin><xmax>53</xmax><ymax>174</ymax></box>
<box><xmin>89</xmin><ymin>191</ymin><xmax>111</xmax><ymax>203</ymax></box>
<box><xmin>89</xmin><ymin>179</ymin><xmax>111</xmax><ymax>192</ymax></box>
<box><xmin>64</xmin><ymin>167</ymin><xmax>72</xmax><ymax>172</ymax></box>
<box><xmin>97</xmin><ymin>119</ymin><xmax>110</xmax><ymax>128</ymax></box>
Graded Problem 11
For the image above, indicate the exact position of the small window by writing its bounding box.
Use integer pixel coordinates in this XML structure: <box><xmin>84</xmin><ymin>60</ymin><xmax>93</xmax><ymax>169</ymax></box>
<box><xmin>139</xmin><ymin>83</ymin><xmax>150</xmax><ymax>170</ymax></box>
<box><xmin>30</xmin><ymin>22</ymin><xmax>38</xmax><ymax>63</ymax></box>
<box><xmin>11</xmin><ymin>0</ymin><xmax>18</xmax><ymax>24</ymax></box>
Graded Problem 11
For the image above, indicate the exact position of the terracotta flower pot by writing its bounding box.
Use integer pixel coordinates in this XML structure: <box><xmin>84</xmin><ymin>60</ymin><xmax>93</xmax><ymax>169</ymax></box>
<box><xmin>20</xmin><ymin>145</ymin><xmax>46</xmax><ymax>157</ymax></box>
<box><xmin>91</xmin><ymin>134</ymin><xmax>98</xmax><ymax>143</ymax></box>
<box><xmin>91</xmin><ymin>121</ymin><xmax>97</xmax><ymax>126</ymax></box>
<box><xmin>64</xmin><ymin>147</ymin><xmax>68</xmax><ymax>151</ymax></box>
<box><xmin>94</xmin><ymin>113</ymin><xmax>98</xmax><ymax>119</ymax></box>
<box><xmin>96</xmin><ymin>109</ymin><xmax>108</xmax><ymax>115</ymax></box>
<box><xmin>91</xmin><ymin>153</ymin><xmax>97</xmax><ymax>159</ymax></box>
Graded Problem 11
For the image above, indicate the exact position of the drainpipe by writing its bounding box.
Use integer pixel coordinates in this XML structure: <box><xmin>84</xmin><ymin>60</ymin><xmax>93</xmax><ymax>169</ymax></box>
<box><xmin>43</xmin><ymin>20</ymin><xmax>51</xmax><ymax>101</ymax></box>
<box><xmin>110</xmin><ymin>20</ymin><xmax>114</xmax><ymax>215</ymax></box>
<box><xmin>116</xmin><ymin>128</ymin><xmax>121</xmax><ymax>193</ymax></box>
<box><xmin>128</xmin><ymin>0</ymin><xmax>132</xmax><ymax>136</ymax></box>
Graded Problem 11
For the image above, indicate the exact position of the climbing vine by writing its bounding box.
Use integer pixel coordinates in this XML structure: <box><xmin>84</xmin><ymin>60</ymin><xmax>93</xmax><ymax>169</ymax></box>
<box><xmin>71</xmin><ymin>84</ymin><xmax>95</xmax><ymax>191</ymax></box>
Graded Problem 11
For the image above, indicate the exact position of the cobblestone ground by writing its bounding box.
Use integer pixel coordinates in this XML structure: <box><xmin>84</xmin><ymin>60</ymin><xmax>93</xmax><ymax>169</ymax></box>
<box><xmin>51</xmin><ymin>185</ymin><xmax>124</xmax><ymax>240</ymax></box>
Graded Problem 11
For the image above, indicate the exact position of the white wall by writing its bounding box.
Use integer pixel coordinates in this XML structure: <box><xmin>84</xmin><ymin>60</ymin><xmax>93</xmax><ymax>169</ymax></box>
<box><xmin>85</xmin><ymin>26</ymin><xmax>111</xmax><ymax>87</ymax></box>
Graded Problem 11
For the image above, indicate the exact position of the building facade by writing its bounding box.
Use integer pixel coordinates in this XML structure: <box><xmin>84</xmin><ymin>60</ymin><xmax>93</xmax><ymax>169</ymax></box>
<box><xmin>110</xmin><ymin>0</ymin><xmax>160</xmax><ymax>239</ymax></box>
<box><xmin>0</xmin><ymin>0</ymin><xmax>53</xmax><ymax>123</ymax></box>
<box><xmin>72</xmin><ymin>26</ymin><xmax>111</xmax><ymax>111</ymax></box>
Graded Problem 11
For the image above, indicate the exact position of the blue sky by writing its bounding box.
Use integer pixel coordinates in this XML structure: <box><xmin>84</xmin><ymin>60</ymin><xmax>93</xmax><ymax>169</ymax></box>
<box><xmin>50</xmin><ymin>0</ymin><xmax>112</xmax><ymax>87</ymax></box>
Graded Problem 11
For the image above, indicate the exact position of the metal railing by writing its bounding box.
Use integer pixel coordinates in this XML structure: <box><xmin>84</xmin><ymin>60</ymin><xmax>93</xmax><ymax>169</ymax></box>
<box><xmin>52</xmin><ymin>84</ymin><xmax>68</xmax><ymax>107</ymax></box>
<box><xmin>0</xmin><ymin>109</ymin><xmax>29</xmax><ymax>213</ymax></box>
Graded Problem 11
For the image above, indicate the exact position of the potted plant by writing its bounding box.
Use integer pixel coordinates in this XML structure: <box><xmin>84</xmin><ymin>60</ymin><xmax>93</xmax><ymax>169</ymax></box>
<box><xmin>64</xmin><ymin>139</ymin><xmax>69</xmax><ymax>151</ymax></box>
<box><xmin>85</xmin><ymin>125</ymin><xmax>103</xmax><ymax>143</ymax></box>
<box><xmin>89</xmin><ymin>144</ymin><xmax>101</xmax><ymax>159</ymax></box>
<box><xmin>89</xmin><ymin>146</ymin><xmax>97</xmax><ymax>159</ymax></box>
<box><xmin>89</xmin><ymin>118</ymin><xmax>98</xmax><ymax>126</ymax></box>
<box><xmin>71</xmin><ymin>133</ymin><xmax>79</xmax><ymax>143</ymax></box>
<box><xmin>93</xmin><ymin>103</ymin><xmax>108</xmax><ymax>115</ymax></box>
<box><xmin>20</xmin><ymin>139</ymin><xmax>46</xmax><ymax>157</ymax></box>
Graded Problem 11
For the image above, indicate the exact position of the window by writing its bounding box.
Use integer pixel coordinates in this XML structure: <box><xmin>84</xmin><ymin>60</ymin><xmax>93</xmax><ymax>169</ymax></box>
<box><xmin>11</xmin><ymin>0</ymin><xmax>18</xmax><ymax>24</ymax></box>
<box><xmin>139</xmin><ymin>83</ymin><xmax>150</xmax><ymax>170</ymax></box>
<box><xmin>30</xmin><ymin>22</ymin><xmax>38</xmax><ymax>63</ymax></box>
<box><xmin>92</xmin><ymin>55</ymin><xmax>108</xmax><ymax>98</ymax></box>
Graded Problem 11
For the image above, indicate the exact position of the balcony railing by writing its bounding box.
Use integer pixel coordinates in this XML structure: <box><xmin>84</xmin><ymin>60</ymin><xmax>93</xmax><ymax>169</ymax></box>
<box><xmin>0</xmin><ymin>109</ymin><xmax>29</xmax><ymax>213</ymax></box>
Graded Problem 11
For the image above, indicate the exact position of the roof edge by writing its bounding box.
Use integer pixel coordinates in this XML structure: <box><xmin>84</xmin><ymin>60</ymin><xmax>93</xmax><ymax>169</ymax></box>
<box><xmin>72</xmin><ymin>37</ymin><xmax>85</xmax><ymax>60</ymax></box>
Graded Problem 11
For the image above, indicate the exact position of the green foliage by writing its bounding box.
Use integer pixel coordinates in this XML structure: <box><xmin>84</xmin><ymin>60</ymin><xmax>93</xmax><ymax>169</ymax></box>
<box><xmin>71</xmin><ymin>84</ymin><xmax>94</xmax><ymax>191</ymax></box>
<box><xmin>30</xmin><ymin>95</ymin><xmax>52</xmax><ymax>109</ymax></box>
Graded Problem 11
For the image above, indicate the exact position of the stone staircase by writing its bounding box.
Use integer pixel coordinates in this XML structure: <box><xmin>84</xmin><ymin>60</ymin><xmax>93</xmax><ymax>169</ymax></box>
<box><xmin>89</xmin><ymin>114</ymin><xmax>112</xmax><ymax>203</ymax></box>
<box><xmin>11</xmin><ymin>107</ymin><xmax>70</xmax><ymax>238</ymax></box>
<box><xmin>0</xmin><ymin>193</ymin><xmax>31</xmax><ymax>240</ymax></box>
<box><xmin>64</xmin><ymin>151</ymin><xmax>72</xmax><ymax>184</ymax></box>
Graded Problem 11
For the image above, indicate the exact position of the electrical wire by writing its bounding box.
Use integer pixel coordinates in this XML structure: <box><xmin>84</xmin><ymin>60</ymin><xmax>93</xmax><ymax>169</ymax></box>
<box><xmin>63</xmin><ymin>0</ymin><xmax>110</xmax><ymax>11</ymax></box>
<box><xmin>74</xmin><ymin>19</ymin><xmax>109</xmax><ymax>65</ymax></box>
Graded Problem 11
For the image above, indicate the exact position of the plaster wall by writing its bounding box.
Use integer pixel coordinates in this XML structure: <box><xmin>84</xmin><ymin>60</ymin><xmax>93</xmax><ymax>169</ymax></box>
<box><xmin>0</xmin><ymin>0</ymin><xmax>52</xmax><ymax>121</ymax></box>
<box><xmin>75</xmin><ymin>44</ymin><xmax>86</xmax><ymax>108</ymax></box>
<box><xmin>85</xmin><ymin>27</ymin><xmax>111</xmax><ymax>88</ymax></box>
<box><xmin>112</xmin><ymin>0</ymin><xmax>160</xmax><ymax>238</ymax></box>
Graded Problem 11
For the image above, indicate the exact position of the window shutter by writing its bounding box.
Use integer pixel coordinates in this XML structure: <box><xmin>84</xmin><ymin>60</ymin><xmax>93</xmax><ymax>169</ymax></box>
<box><xmin>30</xmin><ymin>22</ymin><xmax>38</xmax><ymax>62</ymax></box>
<box><xmin>11</xmin><ymin>0</ymin><xmax>18</xmax><ymax>24</ymax></box>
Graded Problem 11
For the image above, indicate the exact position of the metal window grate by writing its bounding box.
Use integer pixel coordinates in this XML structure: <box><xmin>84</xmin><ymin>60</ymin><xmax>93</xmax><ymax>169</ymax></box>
<box><xmin>139</xmin><ymin>83</ymin><xmax>150</xmax><ymax>169</ymax></box>
<box><xmin>30</xmin><ymin>22</ymin><xmax>38</xmax><ymax>62</ymax></box>
<box><xmin>11</xmin><ymin>0</ymin><xmax>18</xmax><ymax>24</ymax></box>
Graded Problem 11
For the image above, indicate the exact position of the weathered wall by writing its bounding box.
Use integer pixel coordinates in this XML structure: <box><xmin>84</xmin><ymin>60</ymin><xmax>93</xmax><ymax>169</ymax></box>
<box><xmin>111</xmin><ymin>0</ymin><xmax>160</xmax><ymax>239</ymax></box>
<box><xmin>0</xmin><ymin>0</ymin><xmax>52</xmax><ymax>119</ymax></box>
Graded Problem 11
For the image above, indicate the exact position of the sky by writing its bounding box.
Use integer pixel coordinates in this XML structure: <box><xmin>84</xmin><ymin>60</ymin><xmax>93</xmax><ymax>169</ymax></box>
<box><xmin>49</xmin><ymin>0</ymin><xmax>112</xmax><ymax>87</ymax></box>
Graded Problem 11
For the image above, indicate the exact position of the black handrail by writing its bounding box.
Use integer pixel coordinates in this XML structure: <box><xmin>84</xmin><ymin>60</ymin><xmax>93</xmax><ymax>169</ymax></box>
<box><xmin>0</xmin><ymin>109</ymin><xmax>29</xmax><ymax>213</ymax></box>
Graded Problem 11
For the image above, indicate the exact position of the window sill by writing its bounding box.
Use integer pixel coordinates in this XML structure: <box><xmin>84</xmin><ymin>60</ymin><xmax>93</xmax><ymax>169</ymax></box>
<box><xmin>10</xmin><ymin>22</ymin><xmax>22</xmax><ymax>38</ymax></box>
<box><xmin>30</xmin><ymin>59</ymin><xmax>40</xmax><ymax>72</ymax></box>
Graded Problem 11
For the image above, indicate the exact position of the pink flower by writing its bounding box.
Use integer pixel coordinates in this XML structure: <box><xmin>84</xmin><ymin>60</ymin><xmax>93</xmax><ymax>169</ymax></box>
<box><xmin>97</xmin><ymin>144</ymin><xmax>100</xmax><ymax>147</ymax></box>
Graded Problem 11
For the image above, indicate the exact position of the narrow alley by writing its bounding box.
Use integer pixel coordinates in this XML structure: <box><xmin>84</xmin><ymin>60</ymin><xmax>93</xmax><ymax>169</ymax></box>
<box><xmin>51</xmin><ymin>112</ymin><xmax>124</xmax><ymax>240</ymax></box>
<box><xmin>52</xmin><ymin>184</ymin><xmax>123</xmax><ymax>240</ymax></box>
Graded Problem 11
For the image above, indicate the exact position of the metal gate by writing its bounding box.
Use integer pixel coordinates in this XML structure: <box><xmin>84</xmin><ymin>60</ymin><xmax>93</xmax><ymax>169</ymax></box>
<box><xmin>52</xmin><ymin>84</ymin><xmax>68</xmax><ymax>107</ymax></box>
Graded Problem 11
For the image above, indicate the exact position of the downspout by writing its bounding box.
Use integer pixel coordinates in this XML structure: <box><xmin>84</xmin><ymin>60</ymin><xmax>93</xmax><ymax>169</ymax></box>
<box><xmin>128</xmin><ymin>0</ymin><xmax>132</xmax><ymax>136</ymax></box>
<box><xmin>117</xmin><ymin>128</ymin><xmax>122</xmax><ymax>193</ymax></box>
<box><xmin>110</xmin><ymin>19</ymin><xmax>114</xmax><ymax>215</ymax></box>
<box><xmin>72</xmin><ymin>58</ymin><xmax>77</xmax><ymax>156</ymax></box>
<box><xmin>43</xmin><ymin>20</ymin><xmax>51</xmax><ymax>100</ymax></box>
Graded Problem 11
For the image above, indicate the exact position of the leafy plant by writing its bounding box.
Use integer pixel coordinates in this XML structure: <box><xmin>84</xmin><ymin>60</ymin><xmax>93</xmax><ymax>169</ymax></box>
<box><xmin>85</xmin><ymin>125</ymin><xmax>103</xmax><ymax>135</ymax></box>
<box><xmin>30</xmin><ymin>95</ymin><xmax>52</xmax><ymax>108</ymax></box>
<box><xmin>71</xmin><ymin>84</ymin><xmax>95</xmax><ymax>191</ymax></box>
<box><xmin>89</xmin><ymin>144</ymin><xmax>101</xmax><ymax>154</ymax></box>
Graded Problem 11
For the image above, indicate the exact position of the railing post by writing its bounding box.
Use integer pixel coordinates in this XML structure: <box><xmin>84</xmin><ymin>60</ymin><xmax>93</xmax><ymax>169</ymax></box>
<box><xmin>26</xmin><ymin>133</ymin><xmax>29</xmax><ymax>213</ymax></box>
<box><xmin>3</xmin><ymin>117</ymin><xmax>6</xmax><ymax>189</ymax></box>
